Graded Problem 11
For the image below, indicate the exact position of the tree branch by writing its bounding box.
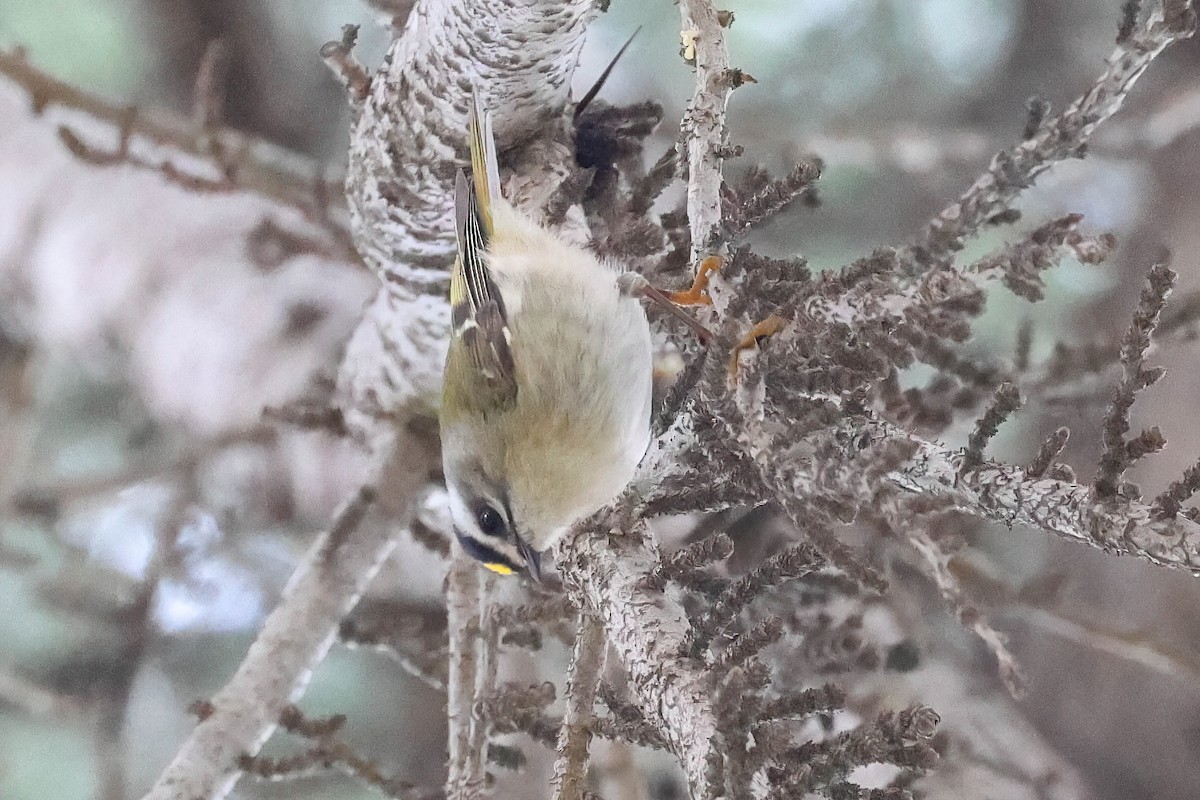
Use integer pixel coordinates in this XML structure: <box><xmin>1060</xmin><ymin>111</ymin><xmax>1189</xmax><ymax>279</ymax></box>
<box><xmin>821</xmin><ymin>414</ymin><xmax>1200</xmax><ymax>573</ymax></box>
<box><xmin>550</xmin><ymin>613</ymin><xmax>607</xmax><ymax>800</ymax></box>
<box><xmin>140</xmin><ymin>431</ymin><xmax>437</xmax><ymax>800</ymax></box>
<box><xmin>557</xmin><ymin>520</ymin><xmax>722</xmax><ymax>799</ymax></box>
<box><xmin>0</xmin><ymin>48</ymin><xmax>347</xmax><ymax>228</ymax></box>
<box><xmin>678</xmin><ymin>0</ymin><xmax>733</xmax><ymax>263</ymax></box>
<box><xmin>337</xmin><ymin>0</ymin><xmax>599</xmax><ymax>431</ymax></box>
<box><xmin>446</xmin><ymin>555</ymin><xmax>496</xmax><ymax>800</ymax></box>
<box><xmin>905</xmin><ymin>5</ymin><xmax>1196</xmax><ymax>270</ymax></box>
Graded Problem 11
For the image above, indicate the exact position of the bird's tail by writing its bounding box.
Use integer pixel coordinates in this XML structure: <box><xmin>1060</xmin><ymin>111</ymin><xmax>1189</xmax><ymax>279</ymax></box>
<box><xmin>468</xmin><ymin>91</ymin><xmax>501</xmax><ymax>233</ymax></box>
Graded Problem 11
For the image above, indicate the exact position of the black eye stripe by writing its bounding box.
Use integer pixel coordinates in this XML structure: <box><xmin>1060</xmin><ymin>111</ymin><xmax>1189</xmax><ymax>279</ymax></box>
<box><xmin>456</xmin><ymin>530</ymin><xmax>519</xmax><ymax>571</ymax></box>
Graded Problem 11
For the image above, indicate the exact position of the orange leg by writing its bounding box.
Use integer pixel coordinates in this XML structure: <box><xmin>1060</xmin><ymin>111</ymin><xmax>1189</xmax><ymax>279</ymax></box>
<box><xmin>728</xmin><ymin>314</ymin><xmax>786</xmax><ymax>382</ymax></box>
<box><xmin>669</xmin><ymin>255</ymin><xmax>723</xmax><ymax>306</ymax></box>
<box><xmin>618</xmin><ymin>272</ymin><xmax>713</xmax><ymax>344</ymax></box>
<box><xmin>640</xmin><ymin>283</ymin><xmax>713</xmax><ymax>345</ymax></box>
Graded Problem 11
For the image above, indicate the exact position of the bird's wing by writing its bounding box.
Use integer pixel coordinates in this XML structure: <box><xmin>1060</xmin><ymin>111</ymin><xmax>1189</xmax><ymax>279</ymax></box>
<box><xmin>449</xmin><ymin>95</ymin><xmax>517</xmax><ymax>401</ymax></box>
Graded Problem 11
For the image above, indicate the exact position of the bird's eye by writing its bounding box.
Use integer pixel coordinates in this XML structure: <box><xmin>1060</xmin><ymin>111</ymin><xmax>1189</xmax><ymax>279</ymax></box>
<box><xmin>476</xmin><ymin>505</ymin><xmax>505</xmax><ymax>537</ymax></box>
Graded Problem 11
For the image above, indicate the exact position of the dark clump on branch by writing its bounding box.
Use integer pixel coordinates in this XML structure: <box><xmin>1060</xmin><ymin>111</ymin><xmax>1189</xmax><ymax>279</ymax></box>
<box><xmin>574</xmin><ymin>101</ymin><xmax>664</xmax><ymax>172</ymax></box>
<box><xmin>487</xmin><ymin>742</ymin><xmax>527</xmax><ymax>771</ymax></box>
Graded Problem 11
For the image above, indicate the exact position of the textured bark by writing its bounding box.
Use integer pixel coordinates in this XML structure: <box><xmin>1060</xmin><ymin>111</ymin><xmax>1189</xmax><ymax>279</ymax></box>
<box><xmin>446</xmin><ymin>554</ymin><xmax>491</xmax><ymax>800</ymax></box>
<box><xmin>678</xmin><ymin>0</ymin><xmax>732</xmax><ymax>263</ymax></box>
<box><xmin>550</xmin><ymin>614</ymin><xmax>607</xmax><ymax>800</ymax></box>
<box><xmin>557</xmin><ymin>521</ymin><xmax>721</xmax><ymax>799</ymax></box>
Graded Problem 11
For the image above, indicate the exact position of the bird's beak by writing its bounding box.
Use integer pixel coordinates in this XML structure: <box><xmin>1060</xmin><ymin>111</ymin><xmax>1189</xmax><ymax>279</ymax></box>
<box><xmin>517</xmin><ymin>537</ymin><xmax>543</xmax><ymax>585</ymax></box>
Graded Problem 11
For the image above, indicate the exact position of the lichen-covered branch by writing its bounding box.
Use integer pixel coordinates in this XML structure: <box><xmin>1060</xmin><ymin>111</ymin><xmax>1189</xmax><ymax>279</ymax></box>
<box><xmin>678</xmin><ymin>0</ymin><xmax>733</xmax><ymax>262</ymax></box>
<box><xmin>556</xmin><ymin>521</ymin><xmax>722</xmax><ymax>799</ymax></box>
<box><xmin>337</xmin><ymin>0</ymin><xmax>599</xmax><ymax>431</ymax></box>
<box><xmin>344</xmin><ymin>0</ymin><xmax>598</xmax><ymax>284</ymax></box>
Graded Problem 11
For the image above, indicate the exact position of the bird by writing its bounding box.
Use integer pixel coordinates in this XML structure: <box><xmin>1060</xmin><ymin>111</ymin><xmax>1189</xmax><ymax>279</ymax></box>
<box><xmin>438</xmin><ymin>94</ymin><xmax>659</xmax><ymax>583</ymax></box>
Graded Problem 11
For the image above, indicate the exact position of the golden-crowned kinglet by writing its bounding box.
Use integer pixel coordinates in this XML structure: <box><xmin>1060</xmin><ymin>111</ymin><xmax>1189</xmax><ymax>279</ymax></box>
<box><xmin>439</xmin><ymin>95</ymin><xmax>657</xmax><ymax>582</ymax></box>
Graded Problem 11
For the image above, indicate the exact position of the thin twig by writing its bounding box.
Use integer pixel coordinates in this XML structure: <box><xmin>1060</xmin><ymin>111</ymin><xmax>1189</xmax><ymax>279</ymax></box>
<box><xmin>0</xmin><ymin>49</ymin><xmax>348</xmax><ymax>224</ymax></box>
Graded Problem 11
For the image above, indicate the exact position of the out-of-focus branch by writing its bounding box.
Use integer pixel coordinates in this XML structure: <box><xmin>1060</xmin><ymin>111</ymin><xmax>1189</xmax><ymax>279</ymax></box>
<box><xmin>550</xmin><ymin>613</ymin><xmax>606</xmax><ymax>800</ymax></box>
<box><xmin>0</xmin><ymin>669</ymin><xmax>80</xmax><ymax>719</ymax></box>
<box><xmin>906</xmin><ymin>6</ymin><xmax>1196</xmax><ymax>270</ymax></box>
<box><xmin>906</xmin><ymin>530</ymin><xmax>1026</xmax><ymax>698</ymax></box>
<box><xmin>785</xmin><ymin>87</ymin><xmax>1200</xmax><ymax>175</ymax></box>
<box><xmin>954</xmin><ymin>556</ymin><xmax>1200</xmax><ymax>680</ymax></box>
<box><xmin>0</xmin><ymin>48</ymin><xmax>348</xmax><ymax>230</ymax></box>
<box><xmin>140</xmin><ymin>433</ymin><xmax>437</xmax><ymax>800</ymax></box>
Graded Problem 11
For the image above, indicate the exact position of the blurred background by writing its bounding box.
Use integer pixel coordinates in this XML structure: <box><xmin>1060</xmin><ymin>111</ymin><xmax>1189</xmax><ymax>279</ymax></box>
<box><xmin>2</xmin><ymin>1</ymin><xmax>1200</xmax><ymax>798</ymax></box>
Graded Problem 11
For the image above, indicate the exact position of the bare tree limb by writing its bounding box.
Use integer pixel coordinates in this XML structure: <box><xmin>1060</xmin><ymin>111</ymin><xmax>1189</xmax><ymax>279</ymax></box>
<box><xmin>550</xmin><ymin>613</ymin><xmax>607</xmax><ymax>800</ymax></box>
<box><xmin>678</xmin><ymin>0</ymin><xmax>733</xmax><ymax>264</ymax></box>
<box><xmin>140</xmin><ymin>431</ymin><xmax>437</xmax><ymax>800</ymax></box>
<box><xmin>446</xmin><ymin>554</ymin><xmax>494</xmax><ymax>800</ymax></box>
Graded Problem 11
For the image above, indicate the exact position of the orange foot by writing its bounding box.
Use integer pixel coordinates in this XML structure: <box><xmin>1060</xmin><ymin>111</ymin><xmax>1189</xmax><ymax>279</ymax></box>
<box><xmin>728</xmin><ymin>314</ymin><xmax>786</xmax><ymax>382</ymax></box>
<box><xmin>669</xmin><ymin>254</ymin><xmax>723</xmax><ymax>306</ymax></box>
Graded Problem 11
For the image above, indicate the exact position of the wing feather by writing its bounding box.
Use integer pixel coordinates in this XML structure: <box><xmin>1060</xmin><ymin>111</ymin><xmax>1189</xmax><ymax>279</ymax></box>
<box><xmin>449</xmin><ymin>95</ymin><xmax>516</xmax><ymax>402</ymax></box>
